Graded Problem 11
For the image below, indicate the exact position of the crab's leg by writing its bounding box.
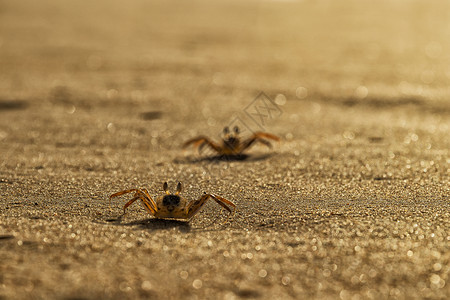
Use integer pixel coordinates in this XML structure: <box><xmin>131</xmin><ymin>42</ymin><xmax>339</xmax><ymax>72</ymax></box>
<box><xmin>122</xmin><ymin>191</ymin><xmax>157</xmax><ymax>216</ymax></box>
<box><xmin>109</xmin><ymin>189</ymin><xmax>157</xmax><ymax>216</ymax></box>
<box><xmin>239</xmin><ymin>132</ymin><xmax>280</xmax><ymax>152</ymax></box>
<box><xmin>109</xmin><ymin>189</ymin><xmax>142</xmax><ymax>209</ymax></box>
<box><xmin>122</xmin><ymin>196</ymin><xmax>140</xmax><ymax>214</ymax></box>
<box><xmin>183</xmin><ymin>136</ymin><xmax>208</xmax><ymax>148</ymax></box>
<box><xmin>183</xmin><ymin>137</ymin><xmax>222</xmax><ymax>154</ymax></box>
<box><xmin>110</xmin><ymin>189</ymin><xmax>142</xmax><ymax>199</ymax></box>
<box><xmin>196</xmin><ymin>138</ymin><xmax>222</xmax><ymax>153</ymax></box>
<box><xmin>253</xmin><ymin>132</ymin><xmax>280</xmax><ymax>141</ymax></box>
<box><xmin>210</xmin><ymin>194</ymin><xmax>236</xmax><ymax>215</ymax></box>
<box><xmin>140</xmin><ymin>189</ymin><xmax>158</xmax><ymax>215</ymax></box>
<box><xmin>186</xmin><ymin>193</ymin><xmax>236</xmax><ymax>219</ymax></box>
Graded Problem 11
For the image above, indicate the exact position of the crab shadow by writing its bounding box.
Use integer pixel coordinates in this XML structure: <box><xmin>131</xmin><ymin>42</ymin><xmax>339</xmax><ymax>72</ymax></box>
<box><xmin>102</xmin><ymin>215</ymin><xmax>192</xmax><ymax>232</ymax></box>
<box><xmin>101</xmin><ymin>215</ymin><xmax>230</xmax><ymax>233</ymax></box>
<box><xmin>175</xmin><ymin>153</ymin><xmax>275</xmax><ymax>164</ymax></box>
<box><xmin>129</xmin><ymin>218</ymin><xmax>192</xmax><ymax>232</ymax></box>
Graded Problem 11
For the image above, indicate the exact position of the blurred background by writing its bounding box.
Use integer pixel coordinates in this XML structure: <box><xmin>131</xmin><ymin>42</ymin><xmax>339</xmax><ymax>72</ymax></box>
<box><xmin>1</xmin><ymin>0</ymin><xmax>449</xmax><ymax>175</ymax></box>
<box><xmin>1</xmin><ymin>0</ymin><xmax>449</xmax><ymax>114</ymax></box>
<box><xmin>0</xmin><ymin>0</ymin><xmax>448</xmax><ymax>176</ymax></box>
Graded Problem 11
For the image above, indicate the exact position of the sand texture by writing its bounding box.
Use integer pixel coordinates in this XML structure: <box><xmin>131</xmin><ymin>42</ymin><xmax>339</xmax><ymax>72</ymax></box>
<box><xmin>0</xmin><ymin>0</ymin><xmax>449</xmax><ymax>299</ymax></box>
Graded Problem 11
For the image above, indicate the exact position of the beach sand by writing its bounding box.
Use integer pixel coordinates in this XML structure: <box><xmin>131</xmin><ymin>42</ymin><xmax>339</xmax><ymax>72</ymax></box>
<box><xmin>0</xmin><ymin>0</ymin><xmax>449</xmax><ymax>299</ymax></box>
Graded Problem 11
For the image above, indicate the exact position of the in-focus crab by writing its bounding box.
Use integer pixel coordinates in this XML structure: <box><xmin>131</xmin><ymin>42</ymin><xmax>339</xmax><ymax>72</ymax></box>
<box><xmin>109</xmin><ymin>182</ymin><xmax>235</xmax><ymax>221</ymax></box>
<box><xmin>183</xmin><ymin>126</ymin><xmax>280</xmax><ymax>157</ymax></box>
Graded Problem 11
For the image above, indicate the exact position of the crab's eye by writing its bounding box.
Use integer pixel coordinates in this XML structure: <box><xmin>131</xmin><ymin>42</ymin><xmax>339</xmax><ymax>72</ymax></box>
<box><xmin>223</xmin><ymin>127</ymin><xmax>230</xmax><ymax>134</ymax></box>
<box><xmin>234</xmin><ymin>126</ymin><xmax>239</xmax><ymax>134</ymax></box>
<box><xmin>163</xmin><ymin>182</ymin><xmax>168</xmax><ymax>192</ymax></box>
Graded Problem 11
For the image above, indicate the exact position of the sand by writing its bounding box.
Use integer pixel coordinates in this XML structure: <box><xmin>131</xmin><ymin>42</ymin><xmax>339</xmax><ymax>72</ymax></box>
<box><xmin>0</xmin><ymin>0</ymin><xmax>449</xmax><ymax>299</ymax></box>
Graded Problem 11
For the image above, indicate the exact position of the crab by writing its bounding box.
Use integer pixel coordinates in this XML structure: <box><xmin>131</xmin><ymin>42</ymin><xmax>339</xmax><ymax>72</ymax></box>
<box><xmin>183</xmin><ymin>126</ymin><xmax>280</xmax><ymax>156</ymax></box>
<box><xmin>109</xmin><ymin>182</ymin><xmax>236</xmax><ymax>221</ymax></box>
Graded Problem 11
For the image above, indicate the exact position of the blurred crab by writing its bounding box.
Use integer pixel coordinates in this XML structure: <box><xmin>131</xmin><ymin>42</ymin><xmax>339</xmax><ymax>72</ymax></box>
<box><xmin>183</xmin><ymin>126</ymin><xmax>280</xmax><ymax>156</ymax></box>
<box><xmin>109</xmin><ymin>182</ymin><xmax>235</xmax><ymax>221</ymax></box>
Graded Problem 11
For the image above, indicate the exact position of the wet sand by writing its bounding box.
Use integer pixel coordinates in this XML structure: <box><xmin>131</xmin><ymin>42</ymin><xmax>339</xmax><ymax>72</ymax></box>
<box><xmin>0</xmin><ymin>0</ymin><xmax>449</xmax><ymax>299</ymax></box>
